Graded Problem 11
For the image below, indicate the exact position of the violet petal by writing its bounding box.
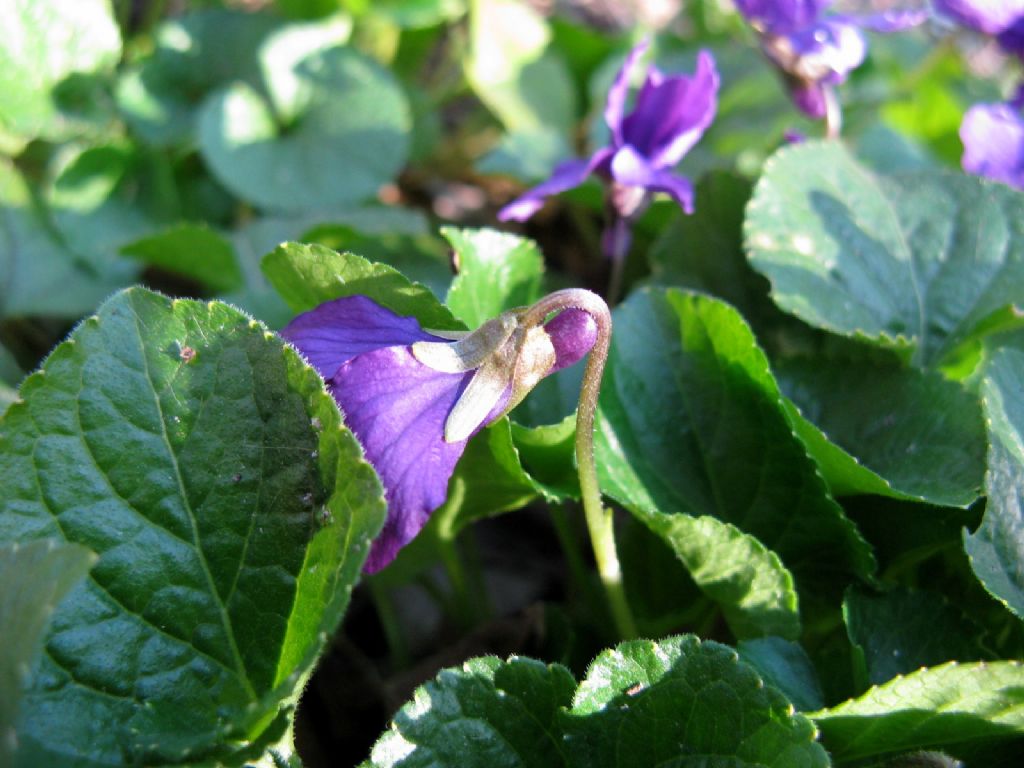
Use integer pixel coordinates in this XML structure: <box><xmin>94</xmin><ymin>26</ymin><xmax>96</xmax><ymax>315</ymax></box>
<box><xmin>281</xmin><ymin>295</ymin><xmax>441</xmax><ymax>380</ymax></box>
<box><xmin>790</xmin><ymin>80</ymin><xmax>828</xmax><ymax>118</ymax></box>
<box><xmin>620</xmin><ymin>50</ymin><xmax>720</xmax><ymax>169</ymax></box>
<box><xmin>610</xmin><ymin>145</ymin><xmax>696</xmax><ymax>213</ymax></box>
<box><xmin>497</xmin><ymin>147</ymin><xmax>615</xmax><ymax>222</ymax></box>
<box><xmin>961</xmin><ymin>102</ymin><xmax>1024</xmax><ymax>190</ymax></box>
<box><xmin>604</xmin><ymin>40</ymin><xmax>650</xmax><ymax>147</ymax></box>
<box><xmin>331</xmin><ymin>347</ymin><xmax>474</xmax><ymax>573</ymax></box>
<box><xmin>935</xmin><ymin>0</ymin><xmax>1024</xmax><ymax>36</ymax></box>
<box><xmin>735</xmin><ymin>0</ymin><xmax>833</xmax><ymax>35</ymax></box>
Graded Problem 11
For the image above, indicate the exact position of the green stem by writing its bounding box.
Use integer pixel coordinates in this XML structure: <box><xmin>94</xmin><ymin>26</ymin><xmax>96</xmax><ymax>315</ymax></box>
<box><xmin>368</xmin><ymin>578</ymin><xmax>411</xmax><ymax>669</ymax></box>
<box><xmin>524</xmin><ymin>290</ymin><xmax>638</xmax><ymax>639</ymax></box>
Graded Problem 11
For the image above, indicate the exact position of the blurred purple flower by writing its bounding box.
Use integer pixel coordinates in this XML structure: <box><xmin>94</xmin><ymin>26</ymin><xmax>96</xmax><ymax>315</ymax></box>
<box><xmin>283</xmin><ymin>295</ymin><xmax>597</xmax><ymax>572</ymax></box>
<box><xmin>935</xmin><ymin>0</ymin><xmax>1024</xmax><ymax>57</ymax></box>
<box><xmin>735</xmin><ymin>0</ymin><xmax>926</xmax><ymax>123</ymax></box>
<box><xmin>498</xmin><ymin>41</ymin><xmax>718</xmax><ymax>262</ymax></box>
<box><xmin>960</xmin><ymin>97</ymin><xmax>1024</xmax><ymax>189</ymax></box>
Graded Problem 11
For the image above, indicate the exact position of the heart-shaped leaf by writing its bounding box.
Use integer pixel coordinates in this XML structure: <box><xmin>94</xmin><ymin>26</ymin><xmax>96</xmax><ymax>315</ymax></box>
<box><xmin>746</xmin><ymin>141</ymin><xmax>1024</xmax><ymax>368</ymax></box>
<box><xmin>595</xmin><ymin>288</ymin><xmax>875</xmax><ymax>597</ymax></box>
<box><xmin>198</xmin><ymin>46</ymin><xmax>410</xmax><ymax>212</ymax></box>
<box><xmin>0</xmin><ymin>288</ymin><xmax>385</xmax><ymax>765</ymax></box>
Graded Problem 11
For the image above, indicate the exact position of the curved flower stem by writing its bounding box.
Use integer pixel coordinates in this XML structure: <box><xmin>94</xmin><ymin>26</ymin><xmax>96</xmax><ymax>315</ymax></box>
<box><xmin>523</xmin><ymin>289</ymin><xmax>638</xmax><ymax>639</ymax></box>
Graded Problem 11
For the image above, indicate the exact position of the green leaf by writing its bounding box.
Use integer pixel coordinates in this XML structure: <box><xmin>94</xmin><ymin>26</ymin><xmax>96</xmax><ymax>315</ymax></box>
<box><xmin>777</xmin><ymin>357</ymin><xmax>985</xmax><ymax>507</ymax></box>
<box><xmin>443</xmin><ymin>227</ymin><xmax>544</xmax><ymax>328</ymax></box>
<box><xmin>262</xmin><ymin>242</ymin><xmax>461</xmax><ymax>330</ymax></box>
<box><xmin>565</xmin><ymin>636</ymin><xmax>829</xmax><ymax>767</ymax></box>
<box><xmin>844</xmin><ymin>587</ymin><xmax>991</xmax><ymax>688</ymax></box>
<box><xmin>466</xmin><ymin>0</ymin><xmax>577</xmax><ymax>134</ymax></box>
<box><xmin>745</xmin><ymin>141</ymin><xmax>1024</xmax><ymax>367</ymax></box>
<box><xmin>360</xmin><ymin>0</ymin><xmax>466</xmax><ymax>28</ymax></box>
<box><xmin>634</xmin><ymin>512</ymin><xmax>801</xmax><ymax>640</ymax></box>
<box><xmin>298</xmin><ymin>224</ymin><xmax>452</xmax><ymax>299</ymax></box>
<box><xmin>0</xmin><ymin>0</ymin><xmax>121</xmax><ymax>142</ymax></box>
<box><xmin>116</xmin><ymin>10</ymin><xmax>351</xmax><ymax>146</ymax></box>
<box><xmin>47</xmin><ymin>143</ymin><xmax>163</xmax><ymax>277</ymax></box>
<box><xmin>595</xmin><ymin>288</ymin><xmax>875</xmax><ymax>595</ymax></box>
<box><xmin>122</xmin><ymin>223</ymin><xmax>244</xmax><ymax>292</ymax></box>
<box><xmin>0</xmin><ymin>159</ymin><xmax>122</xmax><ymax>319</ymax></box>
<box><xmin>0</xmin><ymin>540</ymin><xmax>96</xmax><ymax>767</ymax></box>
<box><xmin>476</xmin><ymin>127</ymin><xmax>572</xmax><ymax>182</ymax></box>
<box><xmin>510</xmin><ymin>415</ymin><xmax>580</xmax><ymax>501</ymax></box>
<box><xmin>366</xmin><ymin>637</ymin><xmax>829</xmax><ymax>768</ymax></box>
<box><xmin>648</xmin><ymin>172</ymin><xmax>769</xmax><ymax>320</ymax></box>
<box><xmin>811</xmin><ymin>661</ymin><xmax>1024</xmax><ymax>762</ymax></box>
<box><xmin>436</xmin><ymin>418</ymin><xmax>538</xmax><ymax>537</ymax></box>
<box><xmin>965</xmin><ymin>347</ymin><xmax>1024</xmax><ymax>620</ymax></box>
<box><xmin>198</xmin><ymin>46</ymin><xmax>410</xmax><ymax>212</ymax></box>
<box><xmin>366</xmin><ymin>655</ymin><xmax>576</xmax><ymax>768</ymax></box>
<box><xmin>737</xmin><ymin>637</ymin><xmax>824</xmax><ymax>712</ymax></box>
<box><xmin>0</xmin><ymin>287</ymin><xmax>385</xmax><ymax>765</ymax></box>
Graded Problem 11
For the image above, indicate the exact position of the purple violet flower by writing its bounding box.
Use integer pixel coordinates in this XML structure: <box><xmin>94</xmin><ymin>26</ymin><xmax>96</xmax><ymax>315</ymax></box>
<box><xmin>282</xmin><ymin>295</ymin><xmax>598</xmax><ymax>573</ymax></box>
<box><xmin>960</xmin><ymin>96</ymin><xmax>1024</xmax><ymax>189</ymax></box>
<box><xmin>935</xmin><ymin>0</ymin><xmax>1024</xmax><ymax>57</ymax></box>
<box><xmin>735</xmin><ymin>1</ymin><xmax>926</xmax><ymax>128</ymax></box>
<box><xmin>497</xmin><ymin>41</ymin><xmax>719</xmax><ymax>269</ymax></box>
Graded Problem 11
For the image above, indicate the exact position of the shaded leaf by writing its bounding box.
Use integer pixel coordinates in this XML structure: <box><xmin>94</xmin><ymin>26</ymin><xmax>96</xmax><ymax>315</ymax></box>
<box><xmin>0</xmin><ymin>540</ymin><xmax>96</xmax><ymax>767</ymax></box>
<box><xmin>844</xmin><ymin>587</ymin><xmax>991</xmax><ymax>687</ymax></box>
<box><xmin>198</xmin><ymin>46</ymin><xmax>409</xmax><ymax>212</ymax></box>
<box><xmin>965</xmin><ymin>347</ymin><xmax>1024</xmax><ymax>620</ymax></box>
<box><xmin>122</xmin><ymin>223</ymin><xmax>244</xmax><ymax>292</ymax></box>
<box><xmin>738</xmin><ymin>637</ymin><xmax>824</xmax><ymax>712</ymax></box>
<box><xmin>745</xmin><ymin>141</ymin><xmax>1024</xmax><ymax>367</ymax></box>
<box><xmin>777</xmin><ymin>357</ymin><xmax>985</xmax><ymax>507</ymax></box>
<box><xmin>0</xmin><ymin>288</ymin><xmax>385</xmax><ymax>765</ymax></box>
<box><xmin>0</xmin><ymin>159</ymin><xmax>121</xmax><ymax>319</ymax></box>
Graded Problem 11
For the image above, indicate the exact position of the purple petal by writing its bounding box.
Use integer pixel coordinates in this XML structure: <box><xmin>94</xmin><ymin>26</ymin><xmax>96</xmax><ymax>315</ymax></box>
<box><xmin>783</xmin><ymin>19</ymin><xmax>866</xmax><ymax>83</ymax></box>
<box><xmin>790</xmin><ymin>80</ymin><xmax>828</xmax><ymax>118</ymax></box>
<box><xmin>331</xmin><ymin>348</ymin><xmax>475</xmax><ymax>572</ymax></box>
<box><xmin>735</xmin><ymin>0</ymin><xmax>832</xmax><ymax>35</ymax></box>
<box><xmin>849</xmin><ymin>9</ymin><xmax>929</xmax><ymax>33</ymax></box>
<box><xmin>497</xmin><ymin>148</ymin><xmax>615</xmax><ymax>222</ymax></box>
<box><xmin>609</xmin><ymin>145</ymin><xmax>695</xmax><ymax>213</ymax></box>
<box><xmin>281</xmin><ymin>295</ymin><xmax>440</xmax><ymax>380</ymax></box>
<box><xmin>961</xmin><ymin>102</ymin><xmax>1024</xmax><ymax>190</ymax></box>
<box><xmin>935</xmin><ymin>0</ymin><xmax>1024</xmax><ymax>36</ymax></box>
<box><xmin>545</xmin><ymin>308</ymin><xmax>598</xmax><ymax>371</ymax></box>
<box><xmin>620</xmin><ymin>50</ymin><xmax>720</xmax><ymax>169</ymax></box>
<box><xmin>604</xmin><ymin>40</ymin><xmax>650</xmax><ymax>147</ymax></box>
